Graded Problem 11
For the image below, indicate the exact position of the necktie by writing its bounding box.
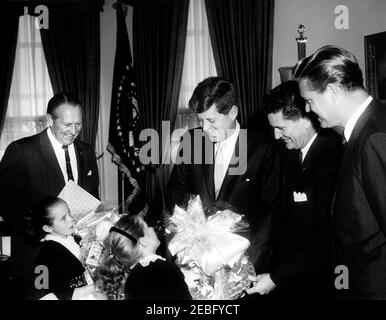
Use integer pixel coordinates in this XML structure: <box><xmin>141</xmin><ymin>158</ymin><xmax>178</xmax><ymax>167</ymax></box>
<box><xmin>297</xmin><ymin>149</ymin><xmax>303</xmax><ymax>170</ymax></box>
<box><xmin>214</xmin><ymin>142</ymin><xmax>225</xmax><ymax>198</ymax></box>
<box><xmin>62</xmin><ymin>145</ymin><xmax>74</xmax><ymax>181</ymax></box>
<box><xmin>342</xmin><ymin>134</ymin><xmax>348</xmax><ymax>146</ymax></box>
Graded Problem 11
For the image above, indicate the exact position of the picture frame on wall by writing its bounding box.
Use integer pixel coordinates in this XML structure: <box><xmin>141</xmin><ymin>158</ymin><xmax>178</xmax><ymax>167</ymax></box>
<box><xmin>365</xmin><ymin>31</ymin><xmax>386</xmax><ymax>103</ymax></box>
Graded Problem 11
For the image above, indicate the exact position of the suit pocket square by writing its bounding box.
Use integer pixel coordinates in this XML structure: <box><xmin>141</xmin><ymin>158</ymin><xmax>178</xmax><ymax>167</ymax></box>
<box><xmin>293</xmin><ymin>192</ymin><xmax>307</xmax><ymax>202</ymax></box>
<box><xmin>87</xmin><ymin>170</ymin><xmax>92</xmax><ymax>176</ymax></box>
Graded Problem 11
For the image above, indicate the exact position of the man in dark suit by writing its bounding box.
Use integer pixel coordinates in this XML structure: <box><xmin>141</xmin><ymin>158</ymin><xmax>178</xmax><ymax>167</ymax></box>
<box><xmin>0</xmin><ymin>92</ymin><xmax>99</xmax><ymax>299</ymax></box>
<box><xmin>166</xmin><ymin>77</ymin><xmax>280</xmax><ymax>272</ymax></box>
<box><xmin>246</xmin><ymin>81</ymin><xmax>342</xmax><ymax>299</ymax></box>
<box><xmin>295</xmin><ymin>45</ymin><xmax>386</xmax><ymax>299</ymax></box>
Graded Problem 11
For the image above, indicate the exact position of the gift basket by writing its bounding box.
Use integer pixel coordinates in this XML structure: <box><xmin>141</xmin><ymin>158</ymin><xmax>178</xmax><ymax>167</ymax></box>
<box><xmin>167</xmin><ymin>196</ymin><xmax>256</xmax><ymax>300</ymax></box>
<box><xmin>75</xmin><ymin>205</ymin><xmax>121</xmax><ymax>276</ymax></box>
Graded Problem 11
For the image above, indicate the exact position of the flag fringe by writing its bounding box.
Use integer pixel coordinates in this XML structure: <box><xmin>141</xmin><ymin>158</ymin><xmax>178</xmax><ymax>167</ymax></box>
<box><xmin>107</xmin><ymin>142</ymin><xmax>140</xmax><ymax>208</ymax></box>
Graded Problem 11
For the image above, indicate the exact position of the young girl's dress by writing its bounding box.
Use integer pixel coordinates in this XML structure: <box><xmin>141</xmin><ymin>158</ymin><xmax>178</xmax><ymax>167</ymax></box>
<box><xmin>124</xmin><ymin>254</ymin><xmax>192</xmax><ymax>300</ymax></box>
<box><xmin>34</xmin><ymin>234</ymin><xmax>87</xmax><ymax>300</ymax></box>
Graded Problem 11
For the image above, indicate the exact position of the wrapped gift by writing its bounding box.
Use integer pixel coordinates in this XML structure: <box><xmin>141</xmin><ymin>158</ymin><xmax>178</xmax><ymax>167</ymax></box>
<box><xmin>74</xmin><ymin>204</ymin><xmax>121</xmax><ymax>277</ymax></box>
<box><xmin>167</xmin><ymin>196</ymin><xmax>256</xmax><ymax>300</ymax></box>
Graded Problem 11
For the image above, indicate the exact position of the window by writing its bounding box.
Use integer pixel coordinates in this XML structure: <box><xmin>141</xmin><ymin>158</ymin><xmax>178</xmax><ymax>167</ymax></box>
<box><xmin>175</xmin><ymin>0</ymin><xmax>217</xmax><ymax>132</ymax></box>
<box><xmin>0</xmin><ymin>14</ymin><xmax>53</xmax><ymax>160</ymax></box>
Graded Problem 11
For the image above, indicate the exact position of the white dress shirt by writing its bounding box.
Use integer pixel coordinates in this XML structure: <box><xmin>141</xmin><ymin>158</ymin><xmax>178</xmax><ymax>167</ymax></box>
<box><xmin>344</xmin><ymin>96</ymin><xmax>373</xmax><ymax>142</ymax></box>
<box><xmin>47</xmin><ymin>128</ymin><xmax>79</xmax><ymax>183</ymax></box>
<box><xmin>214</xmin><ymin>121</ymin><xmax>240</xmax><ymax>198</ymax></box>
<box><xmin>300</xmin><ymin>132</ymin><xmax>318</xmax><ymax>162</ymax></box>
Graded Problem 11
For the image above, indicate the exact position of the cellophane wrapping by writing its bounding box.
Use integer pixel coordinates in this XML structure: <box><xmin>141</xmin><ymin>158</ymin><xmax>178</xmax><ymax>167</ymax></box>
<box><xmin>167</xmin><ymin>196</ymin><xmax>256</xmax><ymax>300</ymax></box>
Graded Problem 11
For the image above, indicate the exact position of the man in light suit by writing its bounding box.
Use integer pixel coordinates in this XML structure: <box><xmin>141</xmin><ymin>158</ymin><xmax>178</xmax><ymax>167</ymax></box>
<box><xmin>0</xmin><ymin>92</ymin><xmax>99</xmax><ymax>299</ymax></box>
<box><xmin>166</xmin><ymin>77</ymin><xmax>280</xmax><ymax>273</ymax></box>
<box><xmin>295</xmin><ymin>45</ymin><xmax>386</xmax><ymax>299</ymax></box>
<box><xmin>246</xmin><ymin>81</ymin><xmax>342</xmax><ymax>299</ymax></box>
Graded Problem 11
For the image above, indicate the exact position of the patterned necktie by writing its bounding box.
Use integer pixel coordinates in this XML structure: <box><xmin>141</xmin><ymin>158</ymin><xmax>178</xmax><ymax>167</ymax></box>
<box><xmin>62</xmin><ymin>145</ymin><xmax>74</xmax><ymax>181</ymax></box>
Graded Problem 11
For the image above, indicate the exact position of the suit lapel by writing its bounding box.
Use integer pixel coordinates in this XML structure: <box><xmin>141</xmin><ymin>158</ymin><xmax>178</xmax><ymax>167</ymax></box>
<box><xmin>294</xmin><ymin>132</ymin><xmax>323</xmax><ymax>190</ymax></box>
<box><xmin>335</xmin><ymin>100</ymin><xmax>375</xmax><ymax>189</ymax></box>
<box><xmin>291</xmin><ymin>134</ymin><xmax>316</xmax><ymax>192</ymax></box>
<box><xmin>331</xmin><ymin>100</ymin><xmax>377</xmax><ymax>213</ymax></box>
<box><xmin>39</xmin><ymin>129</ymin><xmax>65</xmax><ymax>187</ymax></box>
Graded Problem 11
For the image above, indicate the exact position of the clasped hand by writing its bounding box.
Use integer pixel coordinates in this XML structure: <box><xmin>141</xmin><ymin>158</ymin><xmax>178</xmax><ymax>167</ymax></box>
<box><xmin>245</xmin><ymin>273</ymin><xmax>276</xmax><ymax>295</ymax></box>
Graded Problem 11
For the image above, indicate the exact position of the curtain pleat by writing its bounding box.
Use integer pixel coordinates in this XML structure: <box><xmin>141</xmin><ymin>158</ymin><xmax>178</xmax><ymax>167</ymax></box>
<box><xmin>205</xmin><ymin>0</ymin><xmax>275</xmax><ymax>129</ymax></box>
<box><xmin>132</xmin><ymin>0</ymin><xmax>189</xmax><ymax>217</ymax></box>
<box><xmin>40</xmin><ymin>2</ymin><xmax>101</xmax><ymax>149</ymax></box>
<box><xmin>0</xmin><ymin>5</ymin><xmax>21</xmax><ymax>137</ymax></box>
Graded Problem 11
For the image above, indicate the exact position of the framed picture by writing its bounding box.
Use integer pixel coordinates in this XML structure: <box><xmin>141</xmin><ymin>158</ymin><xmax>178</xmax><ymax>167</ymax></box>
<box><xmin>365</xmin><ymin>31</ymin><xmax>386</xmax><ymax>103</ymax></box>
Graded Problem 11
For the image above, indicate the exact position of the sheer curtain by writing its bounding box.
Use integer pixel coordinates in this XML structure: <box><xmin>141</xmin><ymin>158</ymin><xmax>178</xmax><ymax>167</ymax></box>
<box><xmin>172</xmin><ymin>0</ymin><xmax>217</xmax><ymax>161</ymax></box>
<box><xmin>0</xmin><ymin>15</ymin><xmax>53</xmax><ymax>160</ymax></box>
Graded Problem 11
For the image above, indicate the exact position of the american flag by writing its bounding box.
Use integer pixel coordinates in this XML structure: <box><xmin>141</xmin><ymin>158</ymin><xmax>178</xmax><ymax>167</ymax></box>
<box><xmin>107</xmin><ymin>2</ymin><xmax>145</xmax><ymax>213</ymax></box>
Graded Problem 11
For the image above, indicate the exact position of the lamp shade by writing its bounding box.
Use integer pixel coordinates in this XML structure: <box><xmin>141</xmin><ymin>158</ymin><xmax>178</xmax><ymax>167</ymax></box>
<box><xmin>278</xmin><ymin>66</ymin><xmax>294</xmax><ymax>83</ymax></box>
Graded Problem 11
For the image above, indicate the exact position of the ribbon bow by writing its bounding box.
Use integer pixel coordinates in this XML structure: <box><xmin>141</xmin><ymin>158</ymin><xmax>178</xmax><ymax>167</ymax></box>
<box><xmin>168</xmin><ymin>196</ymin><xmax>250</xmax><ymax>275</ymax></box>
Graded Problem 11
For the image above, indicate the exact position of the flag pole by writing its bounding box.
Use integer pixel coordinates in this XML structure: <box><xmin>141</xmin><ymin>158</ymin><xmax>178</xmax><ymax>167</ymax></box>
<box><xmin>118</xmin><ymin>169</ymin><xmax>123</xmax><ymax>214</ymax></box>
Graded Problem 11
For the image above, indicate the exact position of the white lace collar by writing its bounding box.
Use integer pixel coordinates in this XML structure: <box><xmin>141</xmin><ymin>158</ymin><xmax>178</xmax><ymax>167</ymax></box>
<box><xmin>42</xmin><ymin>234</ymin><xmax>81</xmax><ymax>261</ymax></box>
<box><xmin>136</xmin><ymin>254</ymin><xmax>165</xmax><ymax>267</ymax></box>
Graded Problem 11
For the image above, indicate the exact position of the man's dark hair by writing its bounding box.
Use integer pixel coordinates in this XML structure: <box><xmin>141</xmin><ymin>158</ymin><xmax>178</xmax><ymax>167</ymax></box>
<box><xmin>293</xmin><ymin>45</ymin><xmax>364</xmax><ymax>93</ymax></box>
<box><xmin>263</xmin><ymin>80</ymin><xmax>320</xmax><ymax>128</ymax></box>
<box><xmin>188</xmin><ymin>77</ymin><xmax>239</xmax><ymax>114</ymax></box>
<box><xmin>47</xmin><ymin>92</ymin><xmax>82</xmax><ymax>118</ymax></box>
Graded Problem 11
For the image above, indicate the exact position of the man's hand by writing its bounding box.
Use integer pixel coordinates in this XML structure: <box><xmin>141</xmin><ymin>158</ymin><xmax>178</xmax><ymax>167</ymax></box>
<box><xmin>245</xmin><ymin>273</ymin><xmax>276</xmax><ymax>295</ymax></box>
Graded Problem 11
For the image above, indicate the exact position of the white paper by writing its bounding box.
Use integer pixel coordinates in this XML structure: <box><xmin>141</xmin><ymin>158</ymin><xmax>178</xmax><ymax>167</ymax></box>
<box><xmin>58</xmin><ymin>180</ymin><xmax>101</xmax><ymax>221</ymax></box>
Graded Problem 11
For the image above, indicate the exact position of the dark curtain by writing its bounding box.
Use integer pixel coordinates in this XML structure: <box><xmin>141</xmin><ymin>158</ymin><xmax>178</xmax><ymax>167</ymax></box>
<box><xmin>130</xmin><ymin>0</ymin><xmax>189</xmax><ymax>217</ymax></box>
<box><xmin>40</xmin><ymin>2</ymin><xmax>101</xmax><ymax>148</ymax></box>
<box><xmin>205</xmin><ymin>0</ymin><xmax>275</xmax><ymax>129</ymax></box>
<box><xmin>0</xmin><ymin>5</ymin><xmax>21</xmax><ymax>137</ymax></box>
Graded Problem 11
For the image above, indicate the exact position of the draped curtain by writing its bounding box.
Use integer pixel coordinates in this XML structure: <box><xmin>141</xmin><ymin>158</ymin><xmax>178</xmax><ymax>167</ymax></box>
<box><xmin>205</xmin><ymin>0</ymin><xmax>275</xmax><ymax>129</ymax></box>
<box><xmin>171</xmin><ymin>0</ymin><xmax>218</xmax><ymax>165</ymax></box>
<box><xmin>177</xmin><ymin>0</ymin><xmax>217</xmax><ymax>114</ymax></box>
<box><xmin>0</xmin><ymin>15</ymin><xmax>53</xmax><ymax>161</ymax></box>
<box><xmin>128</xmin><ymin>0</ymin><xmax>189</xmax><ymax>217</ymax></box>
<box><xmin>40</xmin><ymin>2</ymin><xmax>101</xmax><ymax>148</ymax></box>
<box><xmin>0</xmin><ymin>5</ymin><xmax>20</xmax><ymax>139</ymax></box>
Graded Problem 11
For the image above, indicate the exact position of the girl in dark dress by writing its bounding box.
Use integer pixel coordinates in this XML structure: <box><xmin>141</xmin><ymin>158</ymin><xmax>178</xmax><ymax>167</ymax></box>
<box><xmin>95</xmin><ymin>214</ymin><xmax>192</xmax><ymax>300</ymax></box>
<box><xmin>28</xmin><ymin>196</ymin><xmax>98</xmax><ymax>299</ymax></box>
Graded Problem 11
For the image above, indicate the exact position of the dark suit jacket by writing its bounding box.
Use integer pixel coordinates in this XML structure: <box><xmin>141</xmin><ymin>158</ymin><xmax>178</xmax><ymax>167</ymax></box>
<box><xmin>0</xmin><ymin>128</ymin><xmax>99</xmax><ymax>298</ymax></box>
<box><xmin>271</xmin><ymin>129</ymin><xmax>342</xmax><ymax>299</ymax></box>
<box><xmin>166</xmin><ymin>127</ymin><xmax>280</xmax><ymax>272</ymax></box>
<box><xmin>333</xmin><ymin>99</ymin><xmax>386</xmax><ymax>299</ymax></box>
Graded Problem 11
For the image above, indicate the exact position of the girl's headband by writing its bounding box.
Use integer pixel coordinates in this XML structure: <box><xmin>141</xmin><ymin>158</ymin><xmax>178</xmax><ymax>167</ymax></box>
<box><xmin>109</xmin><ymin>227</ymin><xmax>137</xmax><ymax>245</ymax></box>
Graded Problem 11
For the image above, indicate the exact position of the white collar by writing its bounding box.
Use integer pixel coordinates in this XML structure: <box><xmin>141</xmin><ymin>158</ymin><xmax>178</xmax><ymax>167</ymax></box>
<box><xmin>47</xmin><ymin>127</ymin><xmax>76</xmax><ymax>152</ymax></box>
<box><xmin>215</xmin><ymin>121</ymin><xmax>240</xmax><ymax>150</ymax></box>
<box><xmin>47</xmin><ymin>127</ymin><xmax>64</xmax><ymax>149</ymax></box>
<box><xmin>42</xmin><ymin>234</ymin><xmax>81</xmax><ymax>261</ymax></box>
<box><xmin>300</xmin><ymin>132</ymin><xmax>318</xmax><ymax>162</ymax></box>
<box><xmin>344</xmin><ymin>96</ymin><xmax>373</xmax><ymax>142</ymax></box>
<box><xmin>136</xmin><ymin>254</ymin><xmax>165</xmax><ymax>268</ymax></box>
